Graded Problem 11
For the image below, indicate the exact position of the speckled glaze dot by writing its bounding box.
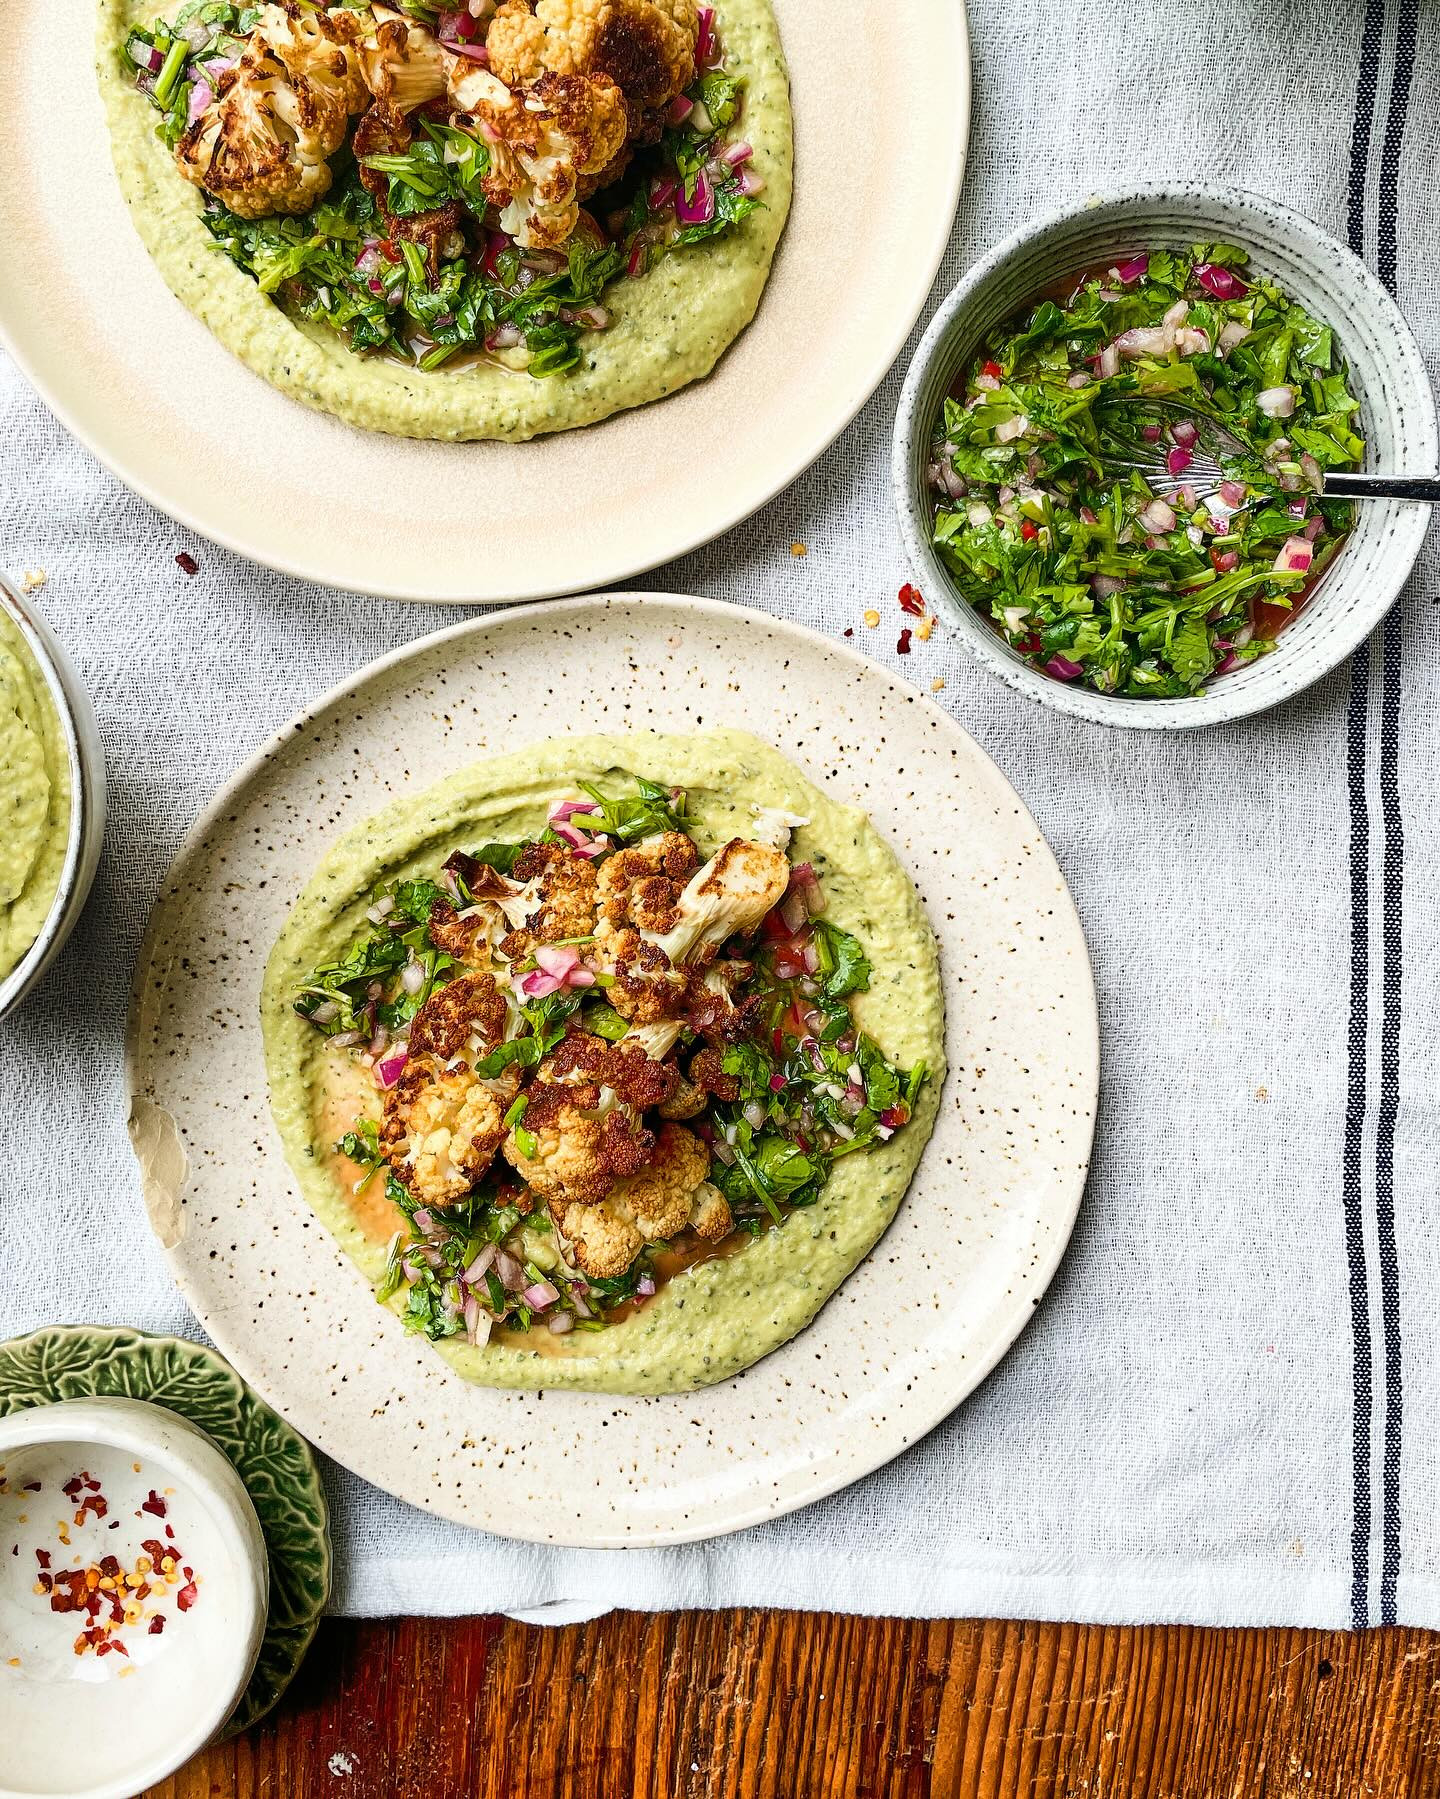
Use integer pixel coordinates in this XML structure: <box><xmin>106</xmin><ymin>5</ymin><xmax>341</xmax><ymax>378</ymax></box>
<box><xmin>125</xmin><ymin>596</ymin><xmax>1098</xmax><ymax>1549</ymax></box>
<box><xmin>894</xmin><ymin>184</ymin><xmax>1438</xmax><ymax>730</ymax></box>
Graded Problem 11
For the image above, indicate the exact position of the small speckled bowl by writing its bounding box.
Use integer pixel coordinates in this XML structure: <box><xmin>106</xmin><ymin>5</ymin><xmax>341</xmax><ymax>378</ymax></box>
<box><xmin>0</xmin><ymin>1396</ymin><xmax>268</xmax><ymax>1799</ymax></box>
<box><xmin>894</xmin><ymin>184</ymin><xmax>1438</xmax><ymax>729</ymax></box>
<box><xmin>0</xmin><ymin>574</ymin><xmax>106</xmax><ymax>1017</ymax></box>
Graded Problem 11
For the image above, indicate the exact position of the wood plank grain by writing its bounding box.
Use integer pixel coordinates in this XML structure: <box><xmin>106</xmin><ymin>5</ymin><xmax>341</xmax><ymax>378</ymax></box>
<box><xmin>144</xmin><ymin>1616</ymin><xmax>1440</xmax><ymax>1799</ymax></box>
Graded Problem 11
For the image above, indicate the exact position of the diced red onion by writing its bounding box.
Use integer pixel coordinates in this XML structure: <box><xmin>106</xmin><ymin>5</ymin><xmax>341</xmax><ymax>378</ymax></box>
<box><xmin>1142</xmin><ymin>423</ymin><xmax>1163</xmax><ymax>443</ymax></box>
<box><xmin>994</xmin><ymin>414</ymin><xmax>1028</xmax><ymax>444</ymax></box>
<box><xmin>696</xmin><ymin>5</ymin><xmax>718</xmax><ymax>66</ymax></box>
<box><xmin>779</xmin><ymin>890</ymin><xmax>807</xmax><ymax>934</ymax></box>
<box><xmin>1300</xmin><ymin>451</ymin><xmax>1324</xmax><ymax>492</ymax></box>
<box><xmin>1194</xmin><ymin>262</ymin><xmax>1249</xmax><ymax>300</ymax></box>
<box><xmin>1115</xmin><ymin>324</ymin><xmax>1175</xmax><ymax>359</ymax></box>
<box><xmin>712</xmin><ymin>1139</ymin><xmax>736</xmax><ymax>1166</ymax></box>
<box><xmin>1257</xmin><ymin>386</ymin><xmax>1296</xmax><ymax>419</ymax></box>
<box><xmin>1112</xmin><ymin>254</ymin><xmax>1149</xmax><ymax>284</ymax></box>
<box><xmin>667</xmin><ymin>94</ymin><xmax>693</xmax><ymax>125</ymax></box>
<box><xmin>486</xmin><ymin>323</ymin><xmax>523</xmax><ymax>350</ymax></box>
<box><xmin>548</xmin><ymin>1312</ymin><xmax>574</xmax><ymax>1335</ymax></box>
<box><xmin>1218</xmin><ymin>321</ymin><xmax>1251</xmax><ymax>355</ymax></box>
<box><xmin>637</xmin><ymin>1274</ymin><xmax>657</xmax><ymax>1298</ymax></box>
<box><xmin>1274</xmin><ymin>535</ymin><xmax>1315</xmax><ymax>574</ymax></box>
<box><xmin>442</xmin><ymin>39</ymin><xmax>489</xmax><ymax>61</ymax></box>
<box><xmin>1091</xmin><ymin>574</ymin><xmax>1125</xmax><ymax>598</ymax></box>
<box><xmin>464</xmin><ymin>1243</ymin><xmax>498</xmax><ymax>1285</ymax></box>
<box><xmin>1233</xmin><ymin>624</ymin><xmax>1255</xmax><ymax>649</ymax></box>
<box><xmin>1139</xmin><ymin>497</ymin><xmax>1177</xmax><ymax>534</ymax></box>
<box><xmin>376</xmin><ymin>1046</ymin><xmax>409</xmax><ymax>1089</ymax></box>
<box><xmin>523</xmin><ymin>1280</ymin><xmax>560</xmax><ymax>1310</ymax></box>
<box><xmin>138</xmin><ymin>42</ymin><xmax>164</xmax><ymax>72</ymax></box>
<box><xmin>1220</xmin><ymin>480</ymin><xmax>1247</xmax><ymax>509</ymax></box>
<box><xmin>675</xmin><ymin>170</ymin><xmax>715</xmax><ymax>226</ymax></box>
<box><xmin>188</xmin><ymin>80</ymin><xmax>213</xmax><ymax>123</ymax></box>
<box><xmin>1216</xmin><ymin>652</ymin><xmax>1241</xmax><ymax>676</ymax></box>
<box><xmin>721</xmin><ymin>139</ymin><xmax>753</xmax><ymax>166</ymax></box>
<box><xmin>1303</xmin><ymin>515</ymin><xmax>1325</xmax><ymax>542</ymax></box>
<box><xmin>801</xmin><ymin>941</ymin><xmax>819</xmax><ymax>975</ymax></box>
<box><xmin>768</xmin><ymin>1072</ymin><xmax>787</xmax><ymax>1094</ymax></box>
<box><xmin>738</xmin><ymin>169</ymin><xmax>766</xmax><ymax>198</ymax></box>
<box><xmin>1171</xmin><ymin>419</ymin><xmax>1199</xmax><ymax>448</ymax></box>
<box><xmin>550</xmin><ymin>798</ymin><xmax>600</xmax><ymax>825</ymax></box>
<box><xmin>1045</xmin><ymin>655</ymin><xmax>1084</xmax><ymax>681</ymax></box>
<box><xmin>742</xmin><ymin>1100</ymin><xmax>767</xmax><ymax>1129</ymax></box>
<box><xmin>400</xmin><ymin>958</ymin><xmax>426</xmax><ymax>997</ymax></box>
<box><xmin>495</xmin><ymin>1250</ymin><xmax>523</xmax><ymax>1290</ymax></box>
<box><xmin>412</xmin><ymin>1208</ymin><xmax>435</xmax><ymax>1236</ymax></box>
<box><xmin>649</xmin><ymin>177</ymin><xmax>680</xmax><ymax>214</ymax></box>
<box><xmin>331</xmin><ymin>1029</ymin><xmax>362</xmax><ymax>1049</ymax></box>
<box><xmin>1167</xmin><ymin>446</ymin><xmax>1193</xmax><ymax>477</ymax></box>
<box><xmin>1212</xmin><ymin>549</ymin><xmax>1240</xmax><ymax>573</ymax></box>
<box><xmin>1098</xmin><ymin>343</ymin><xmax>1120</xmax><ymax>379</ymax></box>
<box><xmin>1066</xmin><ymin>371</ymin><xmax>1092</xmax><ymax>389</ymax></box>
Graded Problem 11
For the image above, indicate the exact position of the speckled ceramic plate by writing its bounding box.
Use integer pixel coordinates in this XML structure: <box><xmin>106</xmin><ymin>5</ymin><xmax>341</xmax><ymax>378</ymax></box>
<box><xmin>0</xmin><ymin>2</ymin><xmax>968</xmax><ymax>603</ymax></box>
<box><xmin>0</xmin><ymin>1325</ymin><xmax>330</xmax><ymax>1736</ymax></box>
<box><xmin>125</xmin><ymin>595</ymin><xmax>1097</xmax><ymax>1546</ymax></box>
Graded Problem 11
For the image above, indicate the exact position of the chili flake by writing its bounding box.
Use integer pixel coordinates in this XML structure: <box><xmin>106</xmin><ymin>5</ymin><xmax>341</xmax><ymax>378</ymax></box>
<box><xmin>898</xmin><ymin>583</ymin><xmax>925</xmax><ymax>616</ymax></box>
<box><xmin>175</xmin><ymin>551</ymin><xmax>199</xmax><ymax>577</ymax></box>
<box><xmin>897</xmin><ymin>629</ymin><xmax>913</xmax><ymax>655</ymax></box>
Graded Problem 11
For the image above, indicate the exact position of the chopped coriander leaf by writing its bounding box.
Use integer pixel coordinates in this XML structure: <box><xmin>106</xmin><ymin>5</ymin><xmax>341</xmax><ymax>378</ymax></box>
<box><xmin>576</xmin><ymin>774</ymin><xmax>690</xmax><ymax>844</ymax></box>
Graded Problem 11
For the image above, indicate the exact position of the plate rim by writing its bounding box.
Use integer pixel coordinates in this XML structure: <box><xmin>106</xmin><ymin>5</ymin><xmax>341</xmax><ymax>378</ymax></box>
<box><xmin>125</xmin><ymin>592</ymin><xmax>1099</xmax><ymax>1547</ymax></box>
<box><xmin>1</xmin><ymin>3</ymin><xmax>972</xmax><ymax>604</ymax></box>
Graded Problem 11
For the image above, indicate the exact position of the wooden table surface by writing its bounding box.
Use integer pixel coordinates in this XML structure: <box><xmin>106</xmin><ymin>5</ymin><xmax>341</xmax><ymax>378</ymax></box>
<box><xmin>146</xmin><ymin>1613</ymin><xmax>1440</xmax><ymax>1798</ymax></box>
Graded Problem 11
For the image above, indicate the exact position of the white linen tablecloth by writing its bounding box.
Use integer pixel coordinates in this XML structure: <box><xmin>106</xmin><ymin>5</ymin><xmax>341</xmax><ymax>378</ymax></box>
<box><xmin>3</xmin><ymin>0</ymin><xmax>1438</xmax><ymax>1630</ymax></box>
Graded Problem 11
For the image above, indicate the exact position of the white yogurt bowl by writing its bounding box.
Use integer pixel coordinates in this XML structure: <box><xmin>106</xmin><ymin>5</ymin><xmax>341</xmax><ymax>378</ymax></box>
<box><xmin>0</xmin><ymin>574</ymin><xmax>106</xmax><ymax>1017</ymax></box>
<box><xmin>893</xmin><ymin>184</ymin><xmax>1438</xmax><ymax>728</ymax></box>
<box><xmin>0</xmin><ymin>1397</ymin><xmax>268</xmax><ymax>1799</ymax></box>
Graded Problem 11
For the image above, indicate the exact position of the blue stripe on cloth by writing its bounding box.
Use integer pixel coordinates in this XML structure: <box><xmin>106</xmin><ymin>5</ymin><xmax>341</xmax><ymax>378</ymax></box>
<box><xmin>1341</xmin><ymin>0</ymin><xmax>1386</xmax><ymax>1633</ymax></box>
<box><xmin>1373</xmin><ymin>0</ymin><xmax>1416</xmax><ymax>1628</ymax></box>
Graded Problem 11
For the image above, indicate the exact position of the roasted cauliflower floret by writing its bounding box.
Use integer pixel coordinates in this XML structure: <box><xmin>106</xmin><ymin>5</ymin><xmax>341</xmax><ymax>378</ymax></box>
<box><xmin>380</xmin><ymin>1055</ymin><xmax>520</xmax><ymax>1206</ymax></box>
<box><xmin>547</xmin><ymin>1122</ymin><xmax>720</xmax><ymax>1278</ymax></box>
<box><xmin>597</xmin><ymin>837</ymin><xmax>787</xmax><ymax>1058</ymax></box>
<box><xmin>486</xmin><ymin>0</ymin><xmax>697</xmax><ymax>144</ymax></box>
<box><xmin>608</xmin><ymin>1120</ymin><xmax>712</xmax><ymax>1239</ymax></box>
<box><xmin>501</xmin><ymin>1030</ymin><xmax>679</xmax><ymax>1262</ymax></box>
<box><xmin>359</xmin><ymin>4</ymin><xmax>448</xmax><ymax>112</ymax></box>
<box><xmin>406</xmin><ymin>972</ymin><xmax>508</xmax><ymax>1061</ymax></box>
<box><xmin>448</xmin><ymin>62</ymin><xmax>627</xmax><ymax>249</ymax></box>
<box><xmin>654</xmin><ymin>839</ymin><xmax>791</xmax><ymax>966</ymax></box>
<box><xmin>175</xmin><ymin>3</ymin><xmax>368</xmax><ymax>218</ymax></box>
<box><xmin>596</xmin><ymin>831</ymin><xmax>701</xmax><ymax>934</ymax></box>
<box><xmin>495</xmin><ymin>839</ymin><xmax>600</xmax><ymax>961</ymax></box>
<box><xmin>261</xmin><ymin>2</ymin><xmax>370</xmax><ymax>110</ymax></box>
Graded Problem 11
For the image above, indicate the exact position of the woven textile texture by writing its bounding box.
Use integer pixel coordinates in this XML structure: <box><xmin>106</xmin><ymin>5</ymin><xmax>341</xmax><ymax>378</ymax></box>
<box><xmin>2</xmin><ymin>0</ymin><xmax>1438</xmax><ymax>1628</ymax></box>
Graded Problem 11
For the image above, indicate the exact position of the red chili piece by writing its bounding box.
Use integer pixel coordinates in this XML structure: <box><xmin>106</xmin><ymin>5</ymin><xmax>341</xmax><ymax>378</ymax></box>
<box><xmin>175</xmin><ymin>552</ymin><xmax>199</xmax><ymax>577</ymax></box>
<box><xmin>1020</xmin><ymin>520</ymin><xmax>1039</xmax><ymax>541</ymax></box>
<box><xmin>982</xmin><ymin>360</ymin><xmax>1004</xmax><ymax>381</ymax></box>
<box><xmin>897</xmin><ymin>583</ymin><xmax>925</xmax><ymax>616</ymax></box>
<box><xmin>896</xmin><ymin>629</ymin><xmax>913</xmax><ymax>655</ymax></box>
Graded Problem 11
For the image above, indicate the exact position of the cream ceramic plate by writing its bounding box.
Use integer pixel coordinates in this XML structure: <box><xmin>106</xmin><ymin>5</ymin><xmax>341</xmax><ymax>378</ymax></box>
<box><xmin>0</xmin><ymin>4</ymin><xmax>969</xmax><ymax>603</ymax></box>
<box><xmin>126</xmin><ymin>596</ymin><xmax>1097</xmax><ymax>1546</ymax></box>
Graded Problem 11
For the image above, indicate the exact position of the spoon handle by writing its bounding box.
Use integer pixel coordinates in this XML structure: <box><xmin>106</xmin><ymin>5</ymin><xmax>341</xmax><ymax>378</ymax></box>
<box><xmin>1323</xmin><ymin>471</ymin><xmax>1440</xmax><ymax>502</ymax></box>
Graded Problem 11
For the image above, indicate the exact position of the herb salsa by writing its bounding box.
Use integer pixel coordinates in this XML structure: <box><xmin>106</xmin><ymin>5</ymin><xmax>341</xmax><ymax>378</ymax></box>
<box><xmin>928</xmin><ymin>245</ymin><xmax>1364</xmax><ymax>698</ymax></box>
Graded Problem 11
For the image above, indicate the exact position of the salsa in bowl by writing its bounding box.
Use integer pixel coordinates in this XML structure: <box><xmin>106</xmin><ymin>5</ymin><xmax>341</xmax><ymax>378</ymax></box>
<box><xmin>893</xmin><ymin>186</ymin><xmax>1437</xmax><ymax>729</ymax></box>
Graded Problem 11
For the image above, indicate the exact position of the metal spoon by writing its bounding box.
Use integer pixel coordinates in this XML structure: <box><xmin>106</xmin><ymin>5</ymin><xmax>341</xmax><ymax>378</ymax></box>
<box><xmin>1096</xmin><ymin>400</ymin><xmax>1440</xmax><ymax>505</ymax></box>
